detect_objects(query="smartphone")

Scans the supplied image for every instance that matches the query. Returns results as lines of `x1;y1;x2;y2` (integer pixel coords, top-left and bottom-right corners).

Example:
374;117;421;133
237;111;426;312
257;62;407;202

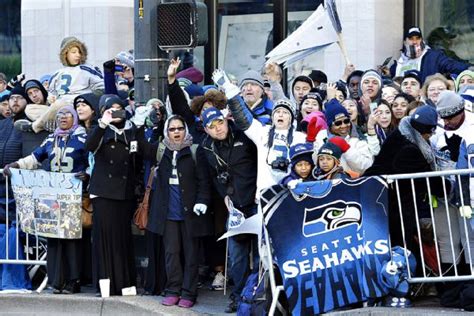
115;64;124;73
381;56;392;67
369;102;378;113
111;109;127;119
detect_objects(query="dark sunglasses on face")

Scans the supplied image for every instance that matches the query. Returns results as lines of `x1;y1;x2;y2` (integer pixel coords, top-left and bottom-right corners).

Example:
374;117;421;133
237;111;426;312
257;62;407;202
333;118;351;127
168;127;185;132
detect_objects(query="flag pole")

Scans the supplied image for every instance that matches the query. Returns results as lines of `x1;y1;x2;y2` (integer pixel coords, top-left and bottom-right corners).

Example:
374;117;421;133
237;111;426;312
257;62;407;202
336;32;351;65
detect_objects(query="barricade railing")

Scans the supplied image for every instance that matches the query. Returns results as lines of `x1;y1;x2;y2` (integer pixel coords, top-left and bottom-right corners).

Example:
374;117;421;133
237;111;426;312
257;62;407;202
0;173;48;292
386;168;474;283
268;169;474;313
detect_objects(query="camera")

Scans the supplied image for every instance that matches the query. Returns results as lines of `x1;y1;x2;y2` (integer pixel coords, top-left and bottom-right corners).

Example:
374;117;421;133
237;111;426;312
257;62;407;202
271;157;289;171
111;110;127;119
217;171;231;185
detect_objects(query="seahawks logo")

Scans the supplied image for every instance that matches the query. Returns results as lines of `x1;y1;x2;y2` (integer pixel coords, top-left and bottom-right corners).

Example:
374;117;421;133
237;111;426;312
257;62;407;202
302;200;362;237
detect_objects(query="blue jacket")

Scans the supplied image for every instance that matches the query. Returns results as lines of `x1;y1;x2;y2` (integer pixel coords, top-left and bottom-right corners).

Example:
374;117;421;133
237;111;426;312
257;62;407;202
391;48;470;83
249;97;273;125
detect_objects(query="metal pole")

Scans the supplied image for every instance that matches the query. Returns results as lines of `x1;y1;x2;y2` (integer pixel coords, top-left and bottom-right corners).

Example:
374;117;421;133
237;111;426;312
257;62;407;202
134;0;169;104
273;0;287;94
204;0;217;84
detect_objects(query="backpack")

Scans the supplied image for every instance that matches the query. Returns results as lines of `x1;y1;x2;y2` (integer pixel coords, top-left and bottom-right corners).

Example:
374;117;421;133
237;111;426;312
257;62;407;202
155;142;198;166
237;272;267;316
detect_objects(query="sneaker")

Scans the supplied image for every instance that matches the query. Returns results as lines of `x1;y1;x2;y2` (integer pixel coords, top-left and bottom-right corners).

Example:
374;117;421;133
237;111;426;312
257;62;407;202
14;119;34;132
178;298;195;308
162;296;180;306
383;295;412;308
210;271;225;291
225;298;238;313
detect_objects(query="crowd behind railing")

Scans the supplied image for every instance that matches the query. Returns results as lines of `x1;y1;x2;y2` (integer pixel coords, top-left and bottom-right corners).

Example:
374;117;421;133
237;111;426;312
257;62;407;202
1;26;474;313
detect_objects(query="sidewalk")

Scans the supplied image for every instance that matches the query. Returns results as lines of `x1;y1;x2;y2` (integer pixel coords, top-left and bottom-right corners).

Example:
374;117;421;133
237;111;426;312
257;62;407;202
0;287;468;315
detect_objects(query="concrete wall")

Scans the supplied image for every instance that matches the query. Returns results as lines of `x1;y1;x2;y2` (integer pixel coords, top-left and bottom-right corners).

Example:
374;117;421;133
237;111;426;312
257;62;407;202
21;0;134;80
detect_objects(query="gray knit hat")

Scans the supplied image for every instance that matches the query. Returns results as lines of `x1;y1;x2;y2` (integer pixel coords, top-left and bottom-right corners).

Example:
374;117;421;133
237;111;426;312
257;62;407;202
239;70;264;90
436;90;464;118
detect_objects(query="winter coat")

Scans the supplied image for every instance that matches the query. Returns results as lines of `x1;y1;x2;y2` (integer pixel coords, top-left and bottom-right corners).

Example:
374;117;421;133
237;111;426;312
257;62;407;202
364;117;450;250
227;95;306;197
200;122;258;215
85;122;139;200
391;48;470;83
0;118;23;223
144;145;211;237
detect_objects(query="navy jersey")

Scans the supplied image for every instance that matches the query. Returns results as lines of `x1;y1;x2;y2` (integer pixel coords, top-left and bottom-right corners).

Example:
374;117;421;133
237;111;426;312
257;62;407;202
33;127;89;173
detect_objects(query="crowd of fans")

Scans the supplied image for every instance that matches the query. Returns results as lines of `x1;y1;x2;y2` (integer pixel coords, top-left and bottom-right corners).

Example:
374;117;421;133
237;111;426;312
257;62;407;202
1;25;474;312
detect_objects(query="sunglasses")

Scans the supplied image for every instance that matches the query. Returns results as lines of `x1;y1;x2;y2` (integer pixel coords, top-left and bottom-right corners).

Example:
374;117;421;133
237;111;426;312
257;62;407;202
333;118;351;127
168;127;185;132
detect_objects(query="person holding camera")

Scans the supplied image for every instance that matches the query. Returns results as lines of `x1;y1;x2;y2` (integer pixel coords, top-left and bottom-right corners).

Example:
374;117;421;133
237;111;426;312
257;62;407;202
85;95;141;296
212;69;306;198
199;106;258;313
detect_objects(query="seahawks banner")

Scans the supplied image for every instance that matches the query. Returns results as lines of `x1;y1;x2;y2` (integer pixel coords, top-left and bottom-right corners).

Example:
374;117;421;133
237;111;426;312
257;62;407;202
10;169;83;239
260;177;390;315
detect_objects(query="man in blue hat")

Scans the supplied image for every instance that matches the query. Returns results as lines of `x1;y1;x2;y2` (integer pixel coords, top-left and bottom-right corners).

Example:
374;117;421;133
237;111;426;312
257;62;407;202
200;107;259;313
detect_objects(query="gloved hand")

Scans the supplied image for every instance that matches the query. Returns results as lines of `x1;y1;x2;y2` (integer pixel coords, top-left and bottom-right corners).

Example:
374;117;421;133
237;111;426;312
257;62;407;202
445;134;462;162
74;171;90;181
459;206;473;219
329;136;351;153
131;105;153;128
103;59;116;73
212;69;240;99
287;179;302;190
306;116;324;142
193;203;207;216
3;162;20;177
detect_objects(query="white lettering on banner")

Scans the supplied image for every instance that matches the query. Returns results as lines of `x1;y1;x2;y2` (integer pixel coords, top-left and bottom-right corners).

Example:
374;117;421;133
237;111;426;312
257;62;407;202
282;239;389;279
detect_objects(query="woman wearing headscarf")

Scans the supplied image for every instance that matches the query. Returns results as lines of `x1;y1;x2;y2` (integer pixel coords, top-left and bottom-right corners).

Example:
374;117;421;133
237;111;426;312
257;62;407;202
137;115;210;308
85;95;139;296
3;106;89;294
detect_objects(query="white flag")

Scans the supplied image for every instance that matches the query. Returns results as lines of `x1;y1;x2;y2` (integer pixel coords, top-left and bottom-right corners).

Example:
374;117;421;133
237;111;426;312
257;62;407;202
218;196;263;241
266;0;340;67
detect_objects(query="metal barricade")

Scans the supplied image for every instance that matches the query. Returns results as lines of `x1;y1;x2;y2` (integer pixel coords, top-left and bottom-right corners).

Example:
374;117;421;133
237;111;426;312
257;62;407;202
387;168;474;284
0;175;48;292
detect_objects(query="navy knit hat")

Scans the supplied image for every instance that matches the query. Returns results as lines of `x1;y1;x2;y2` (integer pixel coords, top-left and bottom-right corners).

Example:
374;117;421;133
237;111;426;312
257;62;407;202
318;142;343;160
410;105;438;134
324;99;350;127
289;142;314;167
9;86;28;100
301;91;323;108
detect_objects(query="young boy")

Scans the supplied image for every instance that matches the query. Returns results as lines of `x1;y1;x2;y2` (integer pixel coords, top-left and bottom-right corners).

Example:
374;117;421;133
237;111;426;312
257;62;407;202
281;142;315;188
313;137;352;180
15;37;104;133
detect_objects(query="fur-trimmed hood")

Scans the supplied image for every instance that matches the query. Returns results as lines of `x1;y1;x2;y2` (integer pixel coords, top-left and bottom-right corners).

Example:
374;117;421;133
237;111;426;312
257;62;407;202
59;36;88;66
398;116;437;171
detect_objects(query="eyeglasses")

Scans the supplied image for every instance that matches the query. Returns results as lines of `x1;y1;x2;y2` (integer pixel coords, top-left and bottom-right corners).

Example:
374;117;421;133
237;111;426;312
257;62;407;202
57;112;74;119
168;127;185;132
9;95;24;101
332;118;351;127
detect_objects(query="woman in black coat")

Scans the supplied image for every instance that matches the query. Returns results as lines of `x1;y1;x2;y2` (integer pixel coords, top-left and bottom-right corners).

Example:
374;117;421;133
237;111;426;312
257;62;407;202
138;114;210;308
85;95;138;296
365;105;451;251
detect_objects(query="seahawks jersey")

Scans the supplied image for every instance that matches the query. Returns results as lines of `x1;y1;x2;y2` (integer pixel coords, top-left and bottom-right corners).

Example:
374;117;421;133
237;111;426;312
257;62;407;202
32;127;89;173
49;64;104;104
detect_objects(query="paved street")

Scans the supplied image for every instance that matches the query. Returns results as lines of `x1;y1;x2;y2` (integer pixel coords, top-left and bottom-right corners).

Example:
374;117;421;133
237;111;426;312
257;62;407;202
0;285;469;315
